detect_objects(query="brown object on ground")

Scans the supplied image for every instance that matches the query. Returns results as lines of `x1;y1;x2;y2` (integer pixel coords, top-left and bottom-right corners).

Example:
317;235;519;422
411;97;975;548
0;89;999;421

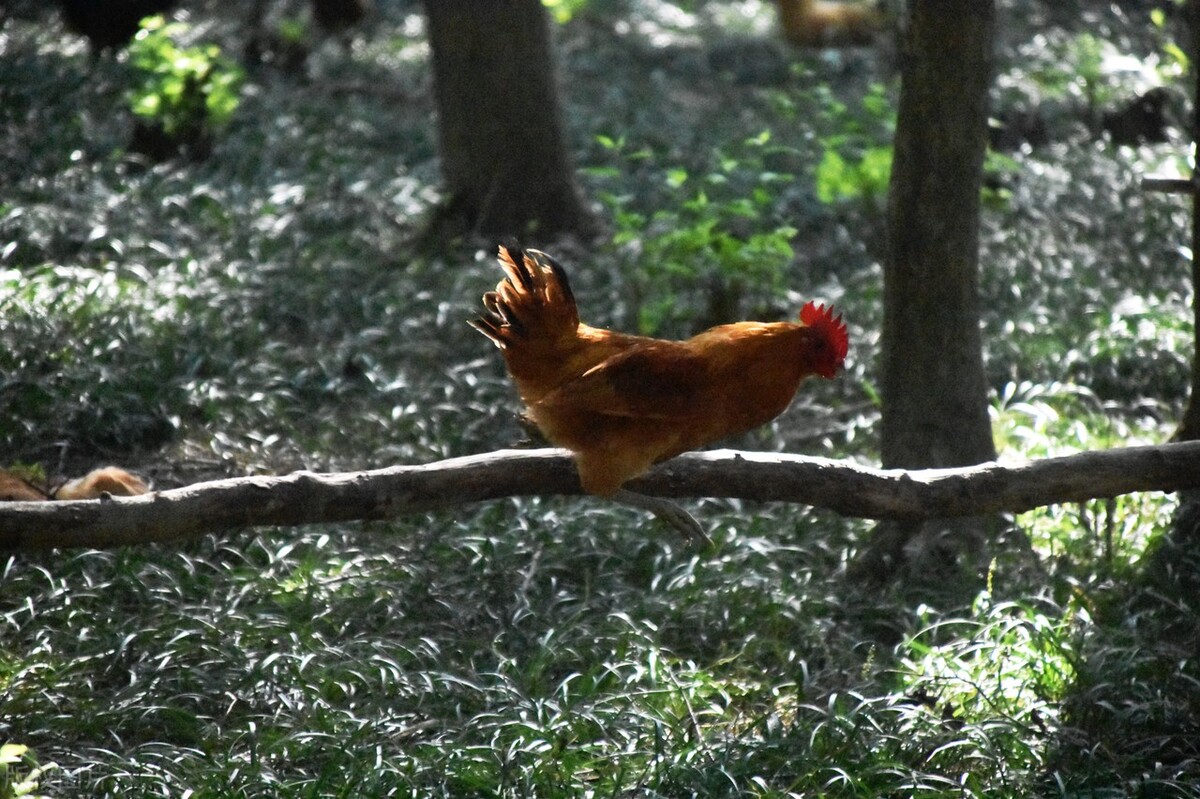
774;0;883;48
53;467;150;500
0;471;50;501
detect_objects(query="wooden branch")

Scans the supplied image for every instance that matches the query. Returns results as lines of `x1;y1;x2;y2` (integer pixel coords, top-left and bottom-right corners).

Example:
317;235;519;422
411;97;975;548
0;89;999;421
1142;175;1196;195
2;442;1199;550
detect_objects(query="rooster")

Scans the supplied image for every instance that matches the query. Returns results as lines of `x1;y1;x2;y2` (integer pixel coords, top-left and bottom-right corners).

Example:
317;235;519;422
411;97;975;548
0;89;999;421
0;466;148;502
0;471;50;502
471;244;847;538
54;466;150;500
774;0;883;48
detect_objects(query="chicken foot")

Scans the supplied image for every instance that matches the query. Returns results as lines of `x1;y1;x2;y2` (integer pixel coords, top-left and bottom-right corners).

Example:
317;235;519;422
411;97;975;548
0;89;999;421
611;489;712;547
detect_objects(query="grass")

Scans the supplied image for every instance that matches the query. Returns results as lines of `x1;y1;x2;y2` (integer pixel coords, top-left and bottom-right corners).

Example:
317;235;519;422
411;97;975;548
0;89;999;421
2;0;1199;796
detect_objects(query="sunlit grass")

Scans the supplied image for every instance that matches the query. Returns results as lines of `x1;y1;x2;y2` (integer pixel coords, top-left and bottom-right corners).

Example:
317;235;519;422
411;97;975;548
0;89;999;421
992;380;1176;579
0;505;1128;797
897;592;1078;776
0;743;56;799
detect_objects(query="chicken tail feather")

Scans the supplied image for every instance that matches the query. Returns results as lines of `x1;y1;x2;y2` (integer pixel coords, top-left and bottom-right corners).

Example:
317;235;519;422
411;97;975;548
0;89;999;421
470;242;580;350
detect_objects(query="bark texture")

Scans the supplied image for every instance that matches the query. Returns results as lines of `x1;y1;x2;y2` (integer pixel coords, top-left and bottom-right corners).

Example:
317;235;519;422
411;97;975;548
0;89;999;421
1172;0;1200;441
422;0;597;238
3;443;1200;550
881;0;997;469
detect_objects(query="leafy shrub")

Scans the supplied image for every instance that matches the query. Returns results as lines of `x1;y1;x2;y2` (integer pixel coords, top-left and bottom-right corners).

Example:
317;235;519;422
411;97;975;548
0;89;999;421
600;132;797;335
0;265;185;460
991;380;1174;582
813;83;894;206
126;16;243;160
1068;299;1191;403
0;744;54;799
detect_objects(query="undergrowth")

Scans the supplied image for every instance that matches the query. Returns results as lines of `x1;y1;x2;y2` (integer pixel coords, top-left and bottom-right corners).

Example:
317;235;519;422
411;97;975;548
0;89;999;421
1;0;1197;796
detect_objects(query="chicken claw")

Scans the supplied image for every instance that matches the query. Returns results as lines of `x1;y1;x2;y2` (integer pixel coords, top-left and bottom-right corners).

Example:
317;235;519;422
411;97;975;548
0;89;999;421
612;489;712;547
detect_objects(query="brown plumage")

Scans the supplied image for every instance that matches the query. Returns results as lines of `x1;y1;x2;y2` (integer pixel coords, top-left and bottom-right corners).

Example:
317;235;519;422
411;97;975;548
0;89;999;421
0;466;149;502
774;0;883;48
472;244;848;497
0;471;50;502
54;466;150;500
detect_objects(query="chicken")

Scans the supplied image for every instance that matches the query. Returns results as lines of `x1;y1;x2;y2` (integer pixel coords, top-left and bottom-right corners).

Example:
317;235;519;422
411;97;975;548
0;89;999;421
0;466;148;502
471;244;847;535
774;0;883;48
54;466;150;500
0;470;50;502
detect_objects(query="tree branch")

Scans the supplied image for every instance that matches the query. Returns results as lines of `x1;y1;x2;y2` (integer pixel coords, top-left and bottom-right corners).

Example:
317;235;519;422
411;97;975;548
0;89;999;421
2;442;1198;550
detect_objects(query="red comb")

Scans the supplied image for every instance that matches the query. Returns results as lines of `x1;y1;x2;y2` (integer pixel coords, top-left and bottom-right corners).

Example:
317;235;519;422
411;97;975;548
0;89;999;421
800;301;849;364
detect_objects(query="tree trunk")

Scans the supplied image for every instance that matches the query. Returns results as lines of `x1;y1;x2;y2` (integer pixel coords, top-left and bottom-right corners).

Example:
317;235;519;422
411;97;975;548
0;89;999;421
880;0;996;470
1173;0;1200;442
858;0;998;583
421;0;598;240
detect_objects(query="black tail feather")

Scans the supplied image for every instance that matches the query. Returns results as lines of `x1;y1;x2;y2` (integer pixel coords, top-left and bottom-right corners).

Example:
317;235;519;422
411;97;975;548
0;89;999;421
470;242;580;350
498;239;535;291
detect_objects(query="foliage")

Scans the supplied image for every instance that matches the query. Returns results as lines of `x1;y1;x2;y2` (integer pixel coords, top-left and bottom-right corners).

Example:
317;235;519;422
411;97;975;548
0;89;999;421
0;0;1198;796
1015;32;1160;112
813;83;895;206
1069;296;1192;403
0;744;54;799
542;0;592;24
0;265;186;459
126;15;243;156
1151;6;1190;79
815;144;892;205
992;381;1174;584
1045;524;1200;797
892;592;1079;792
598;132;798;335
